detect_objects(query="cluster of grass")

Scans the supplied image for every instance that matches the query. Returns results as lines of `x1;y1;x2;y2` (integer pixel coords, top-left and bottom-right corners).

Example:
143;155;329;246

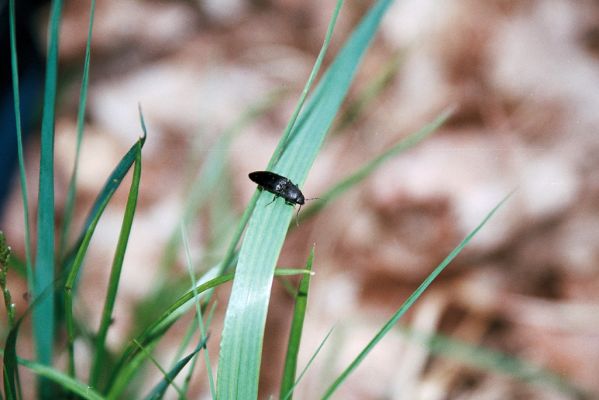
1;0;589;399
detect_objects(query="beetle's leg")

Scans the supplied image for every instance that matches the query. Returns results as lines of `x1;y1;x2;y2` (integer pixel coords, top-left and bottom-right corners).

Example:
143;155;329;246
266;195;277;206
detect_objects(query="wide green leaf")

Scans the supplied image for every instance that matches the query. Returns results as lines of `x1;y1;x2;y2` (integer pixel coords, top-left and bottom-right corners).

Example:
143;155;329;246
216;0;395;398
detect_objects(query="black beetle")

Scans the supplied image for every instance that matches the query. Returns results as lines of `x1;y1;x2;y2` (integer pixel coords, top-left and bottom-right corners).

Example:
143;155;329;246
249;171;316;225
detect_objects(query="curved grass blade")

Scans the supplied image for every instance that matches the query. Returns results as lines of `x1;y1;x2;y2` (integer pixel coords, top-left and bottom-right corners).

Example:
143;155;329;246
90;112;145;388
142;336;209;400
280;247;314;399
269;0;345;167
8;0;33;286
3;274;64;399
283;326;335;400
160;91;284;270
321;192;514;399
18;357;105;400
105;268;310;398
62;130;146;379
210;0;344;291
399;325;592;400
335;51;404;132
3;298;22;400
298;107;454;223
59;0;97;262
63;129;147;269
33;2;63;396
216;1;394;398
181;225;215;396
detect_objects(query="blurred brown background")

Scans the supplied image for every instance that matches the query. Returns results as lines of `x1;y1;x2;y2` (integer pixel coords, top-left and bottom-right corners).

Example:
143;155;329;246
2;0;599;399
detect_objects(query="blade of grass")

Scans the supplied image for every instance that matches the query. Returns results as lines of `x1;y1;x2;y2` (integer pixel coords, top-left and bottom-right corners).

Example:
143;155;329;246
210;0;344;290
58;0;97;262
216;1;394;398
105;268;310;398
63;128;147;269
142;336;209;400
321;192;514;399
160;91;284;269
335;50;404;132
398;325;592;400
181;225;215;397
8;0;33;287
33;2;63;396
64;136;145;377
268;0;345;167
182;301;218;395
3;275;61;399
280;247;314;399
18;357;105;400
298;106;454;223
90;110;145;387
283;326;335;400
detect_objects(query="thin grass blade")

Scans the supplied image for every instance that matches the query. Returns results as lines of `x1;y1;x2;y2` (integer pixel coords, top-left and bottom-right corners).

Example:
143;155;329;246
61;131;146;379
161;91;284;269
90;114;145;388
399;325;592;399
105;269;309;398
62;132;147;269
33;3;63;396
280;247;315;399
321;192;514;399
142;336;209;400
181;225;215;396
283;326;335;400
18;357;105;400
299;106;454;223
59;0;97;261
335;51;404;132
216;1;394;398
8;0;33;285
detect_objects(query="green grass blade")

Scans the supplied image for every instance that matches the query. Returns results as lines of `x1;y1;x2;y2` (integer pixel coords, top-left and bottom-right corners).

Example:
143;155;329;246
283;326;335;400
63;131;147;268
3;282;59;399
142;336;209;400
321;193;514;399
208;0;343;290
63;192;113;378
269;0;344;168
280;247;315;399
59;0;97;262
335;51;403;132
18;357;105;400
90;113;145;388
399;325;592;399
181;226;215;397
299;107;454;222
161;91;284;269
8;0;33;287
62;131;146;378
216;1;394;398
105;268;309;398
2;289;22;400
33;1;63;393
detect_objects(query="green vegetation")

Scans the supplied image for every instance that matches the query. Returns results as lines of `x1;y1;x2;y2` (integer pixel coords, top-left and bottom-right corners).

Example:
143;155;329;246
1;0;586;399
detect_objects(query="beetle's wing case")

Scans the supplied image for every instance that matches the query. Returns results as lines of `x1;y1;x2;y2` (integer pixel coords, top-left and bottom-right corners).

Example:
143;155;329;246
248;171;286;189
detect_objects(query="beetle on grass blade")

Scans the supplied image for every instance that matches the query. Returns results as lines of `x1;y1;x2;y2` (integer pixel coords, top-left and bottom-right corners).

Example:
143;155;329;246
249;171;318;225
